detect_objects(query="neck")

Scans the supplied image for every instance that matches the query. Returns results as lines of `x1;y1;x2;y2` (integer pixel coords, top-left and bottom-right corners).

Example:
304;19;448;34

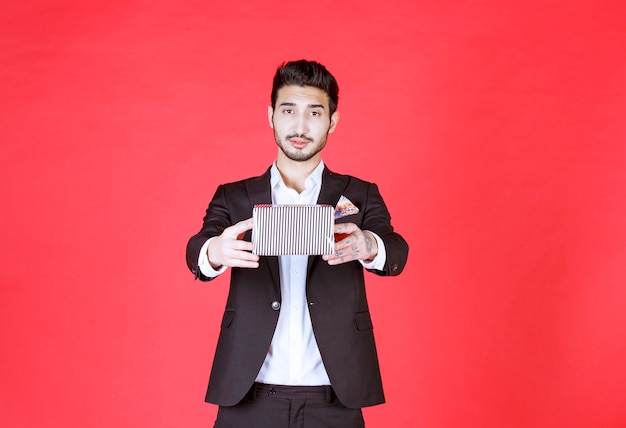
275;156;321;194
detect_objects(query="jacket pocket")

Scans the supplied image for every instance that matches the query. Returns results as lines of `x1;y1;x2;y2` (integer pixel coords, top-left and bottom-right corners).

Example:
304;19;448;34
354;311;373;331
221;310;234;328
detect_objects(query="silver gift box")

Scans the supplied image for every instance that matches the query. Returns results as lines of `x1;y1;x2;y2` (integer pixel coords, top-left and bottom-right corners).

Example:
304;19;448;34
252;204;335;256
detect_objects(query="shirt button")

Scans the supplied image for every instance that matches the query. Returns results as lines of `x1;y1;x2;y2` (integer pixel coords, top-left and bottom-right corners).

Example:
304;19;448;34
271;301;281;311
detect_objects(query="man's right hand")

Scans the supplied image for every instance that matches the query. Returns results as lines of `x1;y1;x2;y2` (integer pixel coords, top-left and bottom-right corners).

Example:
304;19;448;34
207;218;259;269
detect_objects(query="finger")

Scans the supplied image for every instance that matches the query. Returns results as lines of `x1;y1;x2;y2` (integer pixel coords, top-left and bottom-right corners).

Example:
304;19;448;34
334;223;363;246
335;237;359;251
222;250;259;268
335;233;366;252
334;240;361;256
323;252;358;265
334;222;358;235
228;258;260;268
227;239;254;252
222;242;257;261
326;242;361;258
224;218;254;239
226;250;259;263
325;239;367;264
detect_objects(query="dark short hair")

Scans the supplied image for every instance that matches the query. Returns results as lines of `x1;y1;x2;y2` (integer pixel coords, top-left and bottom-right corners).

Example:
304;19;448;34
271;60;339;115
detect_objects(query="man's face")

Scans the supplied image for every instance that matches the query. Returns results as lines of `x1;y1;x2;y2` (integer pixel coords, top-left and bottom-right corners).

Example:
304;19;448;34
268;85;339;163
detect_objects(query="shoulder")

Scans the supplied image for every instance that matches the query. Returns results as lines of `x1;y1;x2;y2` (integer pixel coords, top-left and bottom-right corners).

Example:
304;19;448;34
219;167;271;190
324;166;372;185
324;167;377;192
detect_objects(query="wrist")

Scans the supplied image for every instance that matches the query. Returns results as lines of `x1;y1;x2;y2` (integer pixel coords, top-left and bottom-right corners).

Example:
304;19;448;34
207;239;223;270
364;231;378;262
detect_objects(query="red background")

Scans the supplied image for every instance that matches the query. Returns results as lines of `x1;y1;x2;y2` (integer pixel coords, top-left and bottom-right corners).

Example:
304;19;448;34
2;1;626;427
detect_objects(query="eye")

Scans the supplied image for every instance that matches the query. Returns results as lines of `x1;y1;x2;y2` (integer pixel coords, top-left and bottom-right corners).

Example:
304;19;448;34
283;108;293;114
311;111;321;117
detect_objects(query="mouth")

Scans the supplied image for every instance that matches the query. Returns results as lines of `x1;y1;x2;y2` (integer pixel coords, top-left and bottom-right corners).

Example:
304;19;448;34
290;139;308;149
288;136;313;149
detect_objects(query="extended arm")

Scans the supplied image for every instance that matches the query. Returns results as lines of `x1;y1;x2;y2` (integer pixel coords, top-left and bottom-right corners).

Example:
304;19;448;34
186;185;259;281
323;183;408;276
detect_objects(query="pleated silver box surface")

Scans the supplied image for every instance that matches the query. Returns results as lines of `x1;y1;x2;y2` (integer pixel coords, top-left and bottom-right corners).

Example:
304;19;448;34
252;204;335;256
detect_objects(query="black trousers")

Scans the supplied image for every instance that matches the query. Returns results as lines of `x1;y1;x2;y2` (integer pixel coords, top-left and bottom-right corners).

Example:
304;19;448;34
214;383;365;428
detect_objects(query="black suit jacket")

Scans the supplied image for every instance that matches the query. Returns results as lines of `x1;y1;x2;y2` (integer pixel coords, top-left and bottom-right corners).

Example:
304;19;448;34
186;166;409;409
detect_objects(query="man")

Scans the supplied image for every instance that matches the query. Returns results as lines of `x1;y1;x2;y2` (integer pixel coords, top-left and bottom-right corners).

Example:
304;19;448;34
186;60;409;428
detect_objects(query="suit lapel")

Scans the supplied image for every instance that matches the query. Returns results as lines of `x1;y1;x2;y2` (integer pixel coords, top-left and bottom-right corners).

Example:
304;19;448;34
308;166;349;274
244;168;280;289
245;167;273;208
316;166;349;207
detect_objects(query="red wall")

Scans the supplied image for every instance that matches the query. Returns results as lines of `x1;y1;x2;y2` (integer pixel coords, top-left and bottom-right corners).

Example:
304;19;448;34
2;1;626;427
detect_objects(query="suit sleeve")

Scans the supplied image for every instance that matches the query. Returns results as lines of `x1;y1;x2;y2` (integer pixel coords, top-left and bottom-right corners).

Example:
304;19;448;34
360;183;409;276
186;185;233;281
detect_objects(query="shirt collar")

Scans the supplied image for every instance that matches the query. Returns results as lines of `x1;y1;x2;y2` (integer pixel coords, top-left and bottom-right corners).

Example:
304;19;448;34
270;160;325;192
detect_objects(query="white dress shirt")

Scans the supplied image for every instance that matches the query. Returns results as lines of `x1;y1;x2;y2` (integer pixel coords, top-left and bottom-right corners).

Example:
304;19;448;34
197;160;386;386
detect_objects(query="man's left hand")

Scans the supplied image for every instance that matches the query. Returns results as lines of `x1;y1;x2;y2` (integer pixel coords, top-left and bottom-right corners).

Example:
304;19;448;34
322;223;378;265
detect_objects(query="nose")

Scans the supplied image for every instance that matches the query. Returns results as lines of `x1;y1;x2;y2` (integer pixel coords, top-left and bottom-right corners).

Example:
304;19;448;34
293;113;309;136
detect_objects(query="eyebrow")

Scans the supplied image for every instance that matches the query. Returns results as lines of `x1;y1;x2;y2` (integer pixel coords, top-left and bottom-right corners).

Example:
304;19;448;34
278;102;326;110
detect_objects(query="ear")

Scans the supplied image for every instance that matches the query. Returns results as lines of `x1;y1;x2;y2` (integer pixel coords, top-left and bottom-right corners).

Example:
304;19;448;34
328;111;340;134
268;105;274;129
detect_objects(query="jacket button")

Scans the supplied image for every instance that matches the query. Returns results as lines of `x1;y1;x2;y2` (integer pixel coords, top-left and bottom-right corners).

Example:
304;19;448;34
271;301;281;311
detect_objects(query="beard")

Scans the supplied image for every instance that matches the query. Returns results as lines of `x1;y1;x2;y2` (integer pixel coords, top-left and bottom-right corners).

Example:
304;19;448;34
274;131;328;162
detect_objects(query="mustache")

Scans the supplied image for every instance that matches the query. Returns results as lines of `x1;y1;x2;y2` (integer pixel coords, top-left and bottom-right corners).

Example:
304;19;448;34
286;134;314;142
